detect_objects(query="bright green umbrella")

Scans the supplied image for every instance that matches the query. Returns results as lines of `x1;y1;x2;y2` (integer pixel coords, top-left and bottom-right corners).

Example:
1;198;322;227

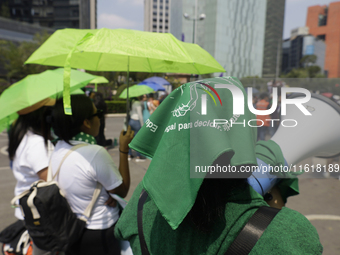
89;76;109;92
24;28;225;114
119;85;154;99
0;68;100;133
25;28;225;74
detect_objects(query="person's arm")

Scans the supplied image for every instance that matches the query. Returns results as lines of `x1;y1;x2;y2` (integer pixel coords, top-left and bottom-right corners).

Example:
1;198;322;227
108;125;134;198
37;167;48;181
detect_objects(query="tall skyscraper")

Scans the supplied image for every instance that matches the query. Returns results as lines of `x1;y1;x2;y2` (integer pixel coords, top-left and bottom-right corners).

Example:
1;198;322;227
0;0;96;29
306;1;340;78
186;0;267;78
144;0;171;34
262;0;285;78
144;0;286;78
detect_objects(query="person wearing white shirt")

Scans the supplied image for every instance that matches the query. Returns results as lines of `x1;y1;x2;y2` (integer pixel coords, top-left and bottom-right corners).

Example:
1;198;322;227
49;95;133;255
128;96;145;162
8;98;55;255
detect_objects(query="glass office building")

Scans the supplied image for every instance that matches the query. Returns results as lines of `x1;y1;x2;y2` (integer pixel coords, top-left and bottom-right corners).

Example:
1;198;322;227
0;0;96;29
180;0;266;77
145;0;283;78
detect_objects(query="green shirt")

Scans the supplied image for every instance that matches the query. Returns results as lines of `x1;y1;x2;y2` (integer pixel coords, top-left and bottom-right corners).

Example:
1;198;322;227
115;183;322;255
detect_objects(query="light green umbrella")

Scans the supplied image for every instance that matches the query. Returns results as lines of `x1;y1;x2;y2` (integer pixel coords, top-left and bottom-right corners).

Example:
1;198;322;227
119;85;154;99
89;76;109;92
24;28;225;115
0;68;100;133
25;28;225;74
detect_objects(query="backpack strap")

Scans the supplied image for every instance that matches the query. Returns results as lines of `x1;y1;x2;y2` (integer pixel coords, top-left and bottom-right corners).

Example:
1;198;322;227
49;143;102;222
224;206;280;255
48;143;88;181
80;182;102;221
137;189;280;255
12;143;102;222
137;189;150;255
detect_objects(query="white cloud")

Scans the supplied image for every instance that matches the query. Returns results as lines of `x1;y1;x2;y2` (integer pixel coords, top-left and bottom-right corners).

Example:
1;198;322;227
98;13;138;29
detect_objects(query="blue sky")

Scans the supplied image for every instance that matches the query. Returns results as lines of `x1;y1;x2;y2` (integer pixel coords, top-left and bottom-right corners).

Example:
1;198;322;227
97;0;336;39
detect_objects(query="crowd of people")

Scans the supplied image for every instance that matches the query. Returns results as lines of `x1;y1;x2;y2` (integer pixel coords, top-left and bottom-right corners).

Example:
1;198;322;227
1;78;323;255
127;92;167;162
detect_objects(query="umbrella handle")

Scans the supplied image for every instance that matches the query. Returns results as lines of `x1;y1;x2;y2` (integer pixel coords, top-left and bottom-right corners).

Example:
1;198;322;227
124;56;130;134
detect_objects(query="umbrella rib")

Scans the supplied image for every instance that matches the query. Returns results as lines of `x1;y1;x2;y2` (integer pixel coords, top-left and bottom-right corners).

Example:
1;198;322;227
171;37;201;75
95;53;103;70
147;58;153;73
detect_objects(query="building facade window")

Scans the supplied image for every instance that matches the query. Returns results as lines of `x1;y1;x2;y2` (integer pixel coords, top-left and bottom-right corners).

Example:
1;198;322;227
318;14;327;26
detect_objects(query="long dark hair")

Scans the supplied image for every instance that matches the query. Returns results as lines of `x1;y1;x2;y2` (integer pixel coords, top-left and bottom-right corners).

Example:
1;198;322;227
187;178;248;233
8;106;51;161
51;95;94;144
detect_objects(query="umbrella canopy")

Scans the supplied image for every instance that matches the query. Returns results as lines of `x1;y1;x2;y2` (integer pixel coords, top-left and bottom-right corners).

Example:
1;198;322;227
142;76;170;86
25;28;225;74
89;76;109;92
89;76;109;84
138;81;165;91
0;68;100;132
119;85;154;99
25;28;225;115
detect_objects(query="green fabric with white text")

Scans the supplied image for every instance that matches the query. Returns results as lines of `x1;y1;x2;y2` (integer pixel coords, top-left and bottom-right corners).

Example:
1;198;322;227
255;140;302;203
115;182;323;255
129;77;259;230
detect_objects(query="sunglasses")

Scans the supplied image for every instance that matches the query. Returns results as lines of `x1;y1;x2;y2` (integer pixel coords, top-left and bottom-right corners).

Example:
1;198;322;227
90;109;104;119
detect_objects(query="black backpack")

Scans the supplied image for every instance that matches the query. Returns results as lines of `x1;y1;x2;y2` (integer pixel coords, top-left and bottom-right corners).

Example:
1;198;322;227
11;144;102;252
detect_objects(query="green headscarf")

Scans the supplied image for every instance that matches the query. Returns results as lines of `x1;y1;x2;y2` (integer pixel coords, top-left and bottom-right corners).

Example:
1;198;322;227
129;77;258;230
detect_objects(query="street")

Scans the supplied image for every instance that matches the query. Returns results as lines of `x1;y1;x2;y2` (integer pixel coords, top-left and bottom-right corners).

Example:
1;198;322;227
0;116;339;254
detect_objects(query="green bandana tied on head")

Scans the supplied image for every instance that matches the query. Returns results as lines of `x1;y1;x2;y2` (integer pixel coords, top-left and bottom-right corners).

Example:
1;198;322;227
129;77;259;230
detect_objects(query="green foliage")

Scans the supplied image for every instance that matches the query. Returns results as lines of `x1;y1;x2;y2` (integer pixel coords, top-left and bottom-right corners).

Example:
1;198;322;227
281;67;325;79
165;76;180;89
300;54;317;66
114;83;127;100
105;100;126;113
0;2;10;18
0;31;52;80
281;68;308;78
282;55;325;78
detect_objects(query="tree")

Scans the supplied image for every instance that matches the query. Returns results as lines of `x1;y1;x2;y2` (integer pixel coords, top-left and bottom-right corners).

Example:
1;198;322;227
300;54;317;67
0;31;52;80
282;54;325;78
0;2;10;18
